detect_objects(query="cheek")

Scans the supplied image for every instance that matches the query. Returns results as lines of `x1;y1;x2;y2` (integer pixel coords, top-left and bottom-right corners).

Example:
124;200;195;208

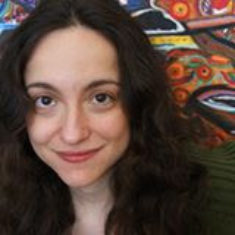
26;115;58;145
92;109;130;142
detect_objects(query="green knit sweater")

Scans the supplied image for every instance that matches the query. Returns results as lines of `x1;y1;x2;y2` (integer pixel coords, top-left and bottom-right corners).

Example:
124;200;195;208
189;141;235;235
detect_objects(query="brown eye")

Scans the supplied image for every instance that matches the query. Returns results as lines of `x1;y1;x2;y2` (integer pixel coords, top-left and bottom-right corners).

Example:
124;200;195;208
93;93;113;105
95;93;109;102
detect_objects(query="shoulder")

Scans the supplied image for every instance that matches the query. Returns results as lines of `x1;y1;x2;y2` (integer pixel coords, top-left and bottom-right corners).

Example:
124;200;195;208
188;141;235;235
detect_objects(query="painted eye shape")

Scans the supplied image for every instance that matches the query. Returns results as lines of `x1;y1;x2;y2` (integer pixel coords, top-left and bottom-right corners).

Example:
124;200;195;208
196;65;213;81
34;96;56;108
170;1;190;20
167;62;185;81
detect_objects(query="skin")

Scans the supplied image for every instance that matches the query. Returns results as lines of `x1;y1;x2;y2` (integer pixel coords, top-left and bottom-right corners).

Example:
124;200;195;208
25;26;130;234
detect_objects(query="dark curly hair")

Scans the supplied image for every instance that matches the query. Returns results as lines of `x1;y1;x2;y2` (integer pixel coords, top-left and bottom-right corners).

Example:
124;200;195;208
0;0;207;234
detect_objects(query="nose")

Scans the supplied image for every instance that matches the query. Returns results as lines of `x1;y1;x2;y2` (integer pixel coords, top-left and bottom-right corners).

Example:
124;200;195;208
60;106;91;144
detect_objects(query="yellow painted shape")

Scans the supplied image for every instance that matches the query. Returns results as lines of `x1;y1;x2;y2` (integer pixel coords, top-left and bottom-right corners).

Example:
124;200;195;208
149;35;196;46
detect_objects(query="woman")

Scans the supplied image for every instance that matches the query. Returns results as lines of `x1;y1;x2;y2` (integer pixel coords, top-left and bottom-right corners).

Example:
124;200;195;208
0;0;206;234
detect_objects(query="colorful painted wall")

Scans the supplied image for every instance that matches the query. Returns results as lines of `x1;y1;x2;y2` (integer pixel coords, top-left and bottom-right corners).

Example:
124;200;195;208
120;0;235;147
0;0;234;147
0;0;35;29
0;0;36;46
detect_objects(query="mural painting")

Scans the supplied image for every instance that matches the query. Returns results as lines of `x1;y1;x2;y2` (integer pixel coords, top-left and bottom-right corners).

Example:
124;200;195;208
120;0;235;147
0;0;36;44
0;0;36;29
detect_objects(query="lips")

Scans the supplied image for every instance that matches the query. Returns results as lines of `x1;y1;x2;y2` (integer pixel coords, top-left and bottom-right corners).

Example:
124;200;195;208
56;146;103;163
196;88;235;113
185;85;235;135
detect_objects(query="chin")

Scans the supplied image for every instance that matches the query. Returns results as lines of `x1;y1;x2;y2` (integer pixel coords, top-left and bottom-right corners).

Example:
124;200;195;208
58;171;102;189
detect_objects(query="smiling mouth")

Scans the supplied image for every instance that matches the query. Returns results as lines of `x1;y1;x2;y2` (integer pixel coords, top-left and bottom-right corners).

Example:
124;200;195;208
56;146;103;163
185;85;235;134
198;91;235;113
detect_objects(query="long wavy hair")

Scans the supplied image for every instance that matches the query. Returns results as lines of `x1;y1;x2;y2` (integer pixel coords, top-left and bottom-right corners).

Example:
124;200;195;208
0;0;206;234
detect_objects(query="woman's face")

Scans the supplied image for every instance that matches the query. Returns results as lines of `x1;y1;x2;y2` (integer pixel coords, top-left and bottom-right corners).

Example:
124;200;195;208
25;26;130;189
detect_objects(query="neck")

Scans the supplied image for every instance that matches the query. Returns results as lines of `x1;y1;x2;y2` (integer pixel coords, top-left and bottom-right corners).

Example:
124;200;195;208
70;173;113;235
70;172;113;207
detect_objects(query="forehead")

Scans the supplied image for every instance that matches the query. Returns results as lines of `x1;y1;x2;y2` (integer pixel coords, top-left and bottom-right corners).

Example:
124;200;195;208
24;26;120;86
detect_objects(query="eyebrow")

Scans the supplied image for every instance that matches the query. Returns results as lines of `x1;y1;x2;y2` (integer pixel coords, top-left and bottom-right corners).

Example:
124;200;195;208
26;82;58;92
26;79;120;92
84;79;120;91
